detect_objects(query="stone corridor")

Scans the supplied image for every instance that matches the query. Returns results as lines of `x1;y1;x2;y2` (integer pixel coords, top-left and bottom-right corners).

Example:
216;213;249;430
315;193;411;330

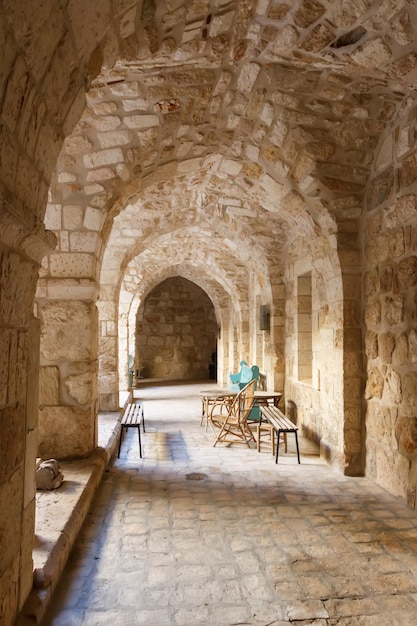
41;382;417;626
5;2;417;621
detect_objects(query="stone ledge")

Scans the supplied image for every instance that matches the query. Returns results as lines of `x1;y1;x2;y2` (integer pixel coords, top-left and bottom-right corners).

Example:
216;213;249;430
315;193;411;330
16;412;121;626
33;455;105;590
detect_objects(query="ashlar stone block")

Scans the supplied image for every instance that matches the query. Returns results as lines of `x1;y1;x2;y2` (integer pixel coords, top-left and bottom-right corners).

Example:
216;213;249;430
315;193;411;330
394;332;409;365
365;366;384;399
384;368;402;404
39;366;60;405
65;135;93;155
124;114;159;129
237;62;260;95
40;301;96;362
86;167;115;182
84;206;105;230
386;195;417;228
401;150;417;188
19;499;35;610
409;329;417;364
49;252;95;278
364;300;381;328
0;466;23;578
383;296;404;327
0;551;19;626
63;204;83;230
65;370;95;405
396;415;417;459
38;405;95;458
70;231;99;253
379;332;395;364
83;147;124;168
397;256;417;290
403;372;417;407
97;129;132;148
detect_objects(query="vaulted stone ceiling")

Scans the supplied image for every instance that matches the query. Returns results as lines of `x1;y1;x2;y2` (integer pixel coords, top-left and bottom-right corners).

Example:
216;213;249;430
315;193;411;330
45;0;417;292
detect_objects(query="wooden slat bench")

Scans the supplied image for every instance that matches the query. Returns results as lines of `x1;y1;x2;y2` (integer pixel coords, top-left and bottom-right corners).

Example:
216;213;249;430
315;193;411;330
118;403;145;458
260;405;300;464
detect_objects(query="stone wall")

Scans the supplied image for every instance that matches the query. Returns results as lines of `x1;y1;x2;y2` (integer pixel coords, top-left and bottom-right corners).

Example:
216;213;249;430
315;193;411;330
0;246;39;625
284;236;347;471
137;276;218;380
37;300;99;459
363;106;417;505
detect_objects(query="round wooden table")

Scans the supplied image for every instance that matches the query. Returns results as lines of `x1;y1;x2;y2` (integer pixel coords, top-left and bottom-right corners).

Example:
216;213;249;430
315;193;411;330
199;389;282;431
253;390;282;407
199;389;236;430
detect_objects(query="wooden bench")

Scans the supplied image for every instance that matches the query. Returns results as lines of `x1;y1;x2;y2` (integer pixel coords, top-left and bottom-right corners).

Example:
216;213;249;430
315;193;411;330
259;405;300;464
118;403;145;458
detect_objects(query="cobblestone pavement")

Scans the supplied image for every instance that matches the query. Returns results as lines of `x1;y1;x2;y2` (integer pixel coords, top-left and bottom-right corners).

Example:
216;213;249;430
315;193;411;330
43;382;417;625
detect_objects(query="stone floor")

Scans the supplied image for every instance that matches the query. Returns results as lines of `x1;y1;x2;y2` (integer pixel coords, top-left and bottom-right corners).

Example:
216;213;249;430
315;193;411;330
41;381;417;625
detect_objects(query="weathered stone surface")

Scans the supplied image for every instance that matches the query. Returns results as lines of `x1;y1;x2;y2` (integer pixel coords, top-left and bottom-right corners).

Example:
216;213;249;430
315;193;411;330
401;151;417;188
396;416;417;458
386;195;417;228
394;333;409;365
0;466;23;584
49;253;95;277
5;2;417;620
137;277;217;379
410;329;417;364
364;300;381;328
38;406;95;458
403;372;417;407
383;296;404;326
366;402;394;448
397;256;417;290
40;302;96;361
367;168;394;210
65;370;95;405
0;552;19;626
379;333;395;364
365;367;384;399
39;366;60;406
365;330;378;359
384;368;402;404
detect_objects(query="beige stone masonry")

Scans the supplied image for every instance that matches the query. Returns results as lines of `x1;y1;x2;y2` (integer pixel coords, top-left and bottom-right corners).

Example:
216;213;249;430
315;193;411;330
4;1;417;623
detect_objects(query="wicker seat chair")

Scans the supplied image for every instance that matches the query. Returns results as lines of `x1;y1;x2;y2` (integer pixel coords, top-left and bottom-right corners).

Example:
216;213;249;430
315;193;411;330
210;380;256;447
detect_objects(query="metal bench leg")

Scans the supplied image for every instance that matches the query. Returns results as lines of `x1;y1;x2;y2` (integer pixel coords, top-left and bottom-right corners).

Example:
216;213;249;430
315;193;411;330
137;425;142;458
275;430;281;464
118;425;125;458
294;431;300;464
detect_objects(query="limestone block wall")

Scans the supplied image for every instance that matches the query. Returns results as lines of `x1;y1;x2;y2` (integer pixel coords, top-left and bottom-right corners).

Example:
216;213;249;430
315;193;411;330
37;300;99;459
363;107;417;506
284;236;346;470
97;298;119;411
137;276;218;380
0;247;39;625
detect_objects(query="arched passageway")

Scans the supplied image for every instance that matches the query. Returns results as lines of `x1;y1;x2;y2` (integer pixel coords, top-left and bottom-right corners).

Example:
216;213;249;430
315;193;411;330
135;276;218;380
2;1;417;623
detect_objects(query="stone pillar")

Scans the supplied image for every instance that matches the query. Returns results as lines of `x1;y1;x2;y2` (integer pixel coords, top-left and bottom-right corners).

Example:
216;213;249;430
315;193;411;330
98;297;119;411
271;272;286;392
37;281;99;459
340;249;364;476
0;195;56;625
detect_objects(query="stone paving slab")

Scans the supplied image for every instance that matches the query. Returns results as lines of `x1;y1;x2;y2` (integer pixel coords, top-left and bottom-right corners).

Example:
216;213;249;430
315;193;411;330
41;382;417;625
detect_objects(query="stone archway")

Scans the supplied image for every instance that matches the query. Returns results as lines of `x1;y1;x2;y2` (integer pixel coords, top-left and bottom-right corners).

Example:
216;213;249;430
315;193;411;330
6;2;417;622
135;276;218;380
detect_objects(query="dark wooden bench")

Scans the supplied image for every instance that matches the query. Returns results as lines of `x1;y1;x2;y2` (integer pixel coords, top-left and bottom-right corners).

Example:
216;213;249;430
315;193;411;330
118;403;145;458
260;405;300;464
